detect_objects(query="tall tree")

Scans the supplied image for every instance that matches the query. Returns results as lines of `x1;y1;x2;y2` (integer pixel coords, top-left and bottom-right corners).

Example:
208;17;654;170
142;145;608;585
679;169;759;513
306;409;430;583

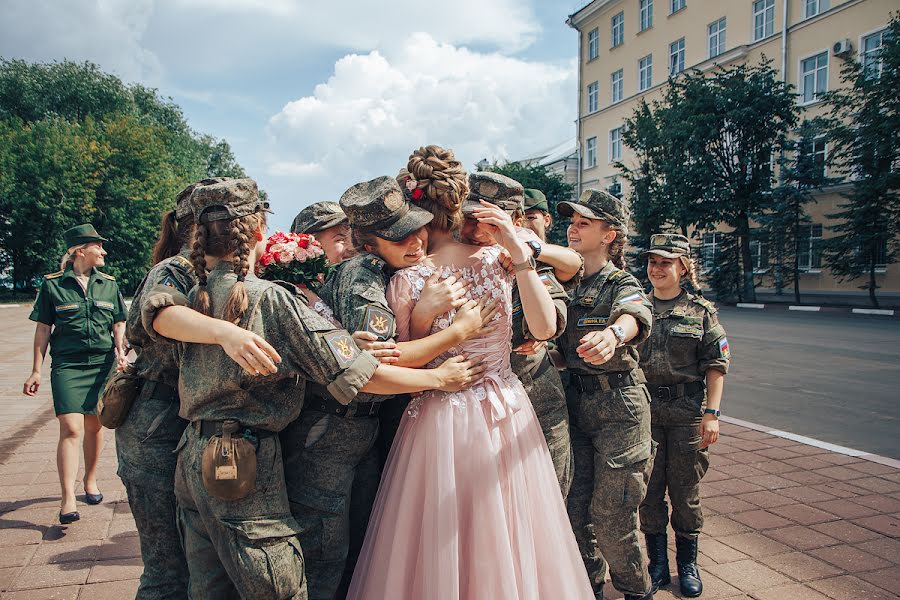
822;14;900;308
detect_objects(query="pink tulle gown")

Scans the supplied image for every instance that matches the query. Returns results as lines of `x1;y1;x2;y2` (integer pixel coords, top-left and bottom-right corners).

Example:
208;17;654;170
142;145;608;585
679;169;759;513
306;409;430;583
347;246;593;600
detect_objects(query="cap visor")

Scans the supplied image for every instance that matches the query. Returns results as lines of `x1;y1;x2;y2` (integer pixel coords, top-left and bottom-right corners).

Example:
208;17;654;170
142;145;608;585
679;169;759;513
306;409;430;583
376;207;434;242
310;213;349;233
641;249;685;259
557;201;601;220
461;200;481;215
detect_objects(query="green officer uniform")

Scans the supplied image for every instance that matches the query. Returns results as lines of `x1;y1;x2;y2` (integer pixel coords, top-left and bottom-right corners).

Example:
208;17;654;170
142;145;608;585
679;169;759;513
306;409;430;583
291;201;348;235
557;191;655;600
154;178;380;600
29;225;127;416
282;176;433;600
464;173;574;497
637;234;730;597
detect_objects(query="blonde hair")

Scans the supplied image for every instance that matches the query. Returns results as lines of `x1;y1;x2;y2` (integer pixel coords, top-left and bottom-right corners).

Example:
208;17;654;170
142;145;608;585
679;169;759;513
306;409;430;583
602;222;628;271
190;212;266;326
398;145;468;232
680;255;702;293
59;244;87;271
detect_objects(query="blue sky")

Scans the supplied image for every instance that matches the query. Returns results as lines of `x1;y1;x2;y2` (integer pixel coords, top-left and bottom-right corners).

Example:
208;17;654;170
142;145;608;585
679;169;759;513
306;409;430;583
2;0;585;231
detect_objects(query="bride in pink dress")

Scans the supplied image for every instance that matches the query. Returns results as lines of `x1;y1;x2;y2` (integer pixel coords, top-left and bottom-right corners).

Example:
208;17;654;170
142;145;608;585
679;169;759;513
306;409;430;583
348;146;593;600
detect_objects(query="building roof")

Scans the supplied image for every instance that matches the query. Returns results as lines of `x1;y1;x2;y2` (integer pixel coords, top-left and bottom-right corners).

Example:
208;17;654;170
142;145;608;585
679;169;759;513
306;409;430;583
516;139;577;167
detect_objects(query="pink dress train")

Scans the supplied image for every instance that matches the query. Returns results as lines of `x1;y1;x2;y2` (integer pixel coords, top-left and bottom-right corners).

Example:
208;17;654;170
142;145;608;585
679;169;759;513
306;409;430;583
347;246;593;600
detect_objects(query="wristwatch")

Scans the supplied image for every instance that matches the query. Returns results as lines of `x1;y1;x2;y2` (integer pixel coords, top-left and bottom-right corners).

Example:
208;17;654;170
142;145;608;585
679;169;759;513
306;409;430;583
608;324;626;347
703;408;721;418
527;240;543;260
513;256;537;273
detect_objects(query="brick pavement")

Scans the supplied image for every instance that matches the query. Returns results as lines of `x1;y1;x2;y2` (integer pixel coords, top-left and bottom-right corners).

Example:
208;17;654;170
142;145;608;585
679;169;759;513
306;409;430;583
1;306;898;599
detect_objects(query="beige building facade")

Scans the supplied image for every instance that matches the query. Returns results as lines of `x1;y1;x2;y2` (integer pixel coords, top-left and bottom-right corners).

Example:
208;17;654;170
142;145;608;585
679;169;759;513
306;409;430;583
567;0;898;304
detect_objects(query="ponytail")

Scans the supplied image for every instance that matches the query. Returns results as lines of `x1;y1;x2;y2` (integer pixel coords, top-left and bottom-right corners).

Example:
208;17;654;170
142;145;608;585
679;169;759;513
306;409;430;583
681;255;703;295
605;224;628;271
152;210;196;265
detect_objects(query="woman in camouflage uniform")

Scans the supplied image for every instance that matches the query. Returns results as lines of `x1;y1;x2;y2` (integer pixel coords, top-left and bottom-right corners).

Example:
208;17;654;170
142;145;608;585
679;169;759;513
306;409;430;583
638;234;729;598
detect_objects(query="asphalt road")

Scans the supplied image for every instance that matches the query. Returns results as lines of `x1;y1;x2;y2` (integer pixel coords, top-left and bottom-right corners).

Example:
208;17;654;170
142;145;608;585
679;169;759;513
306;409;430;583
719;306;900;459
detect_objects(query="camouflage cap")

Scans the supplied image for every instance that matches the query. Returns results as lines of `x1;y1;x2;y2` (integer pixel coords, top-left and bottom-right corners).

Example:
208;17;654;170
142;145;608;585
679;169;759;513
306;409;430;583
642;232;692;259
523;189;549;213
340;176;434;242
190;178;272;224
64;224;108;248
557;189;630;231
290;201;348;234
175;177;228;221
463;172;525;215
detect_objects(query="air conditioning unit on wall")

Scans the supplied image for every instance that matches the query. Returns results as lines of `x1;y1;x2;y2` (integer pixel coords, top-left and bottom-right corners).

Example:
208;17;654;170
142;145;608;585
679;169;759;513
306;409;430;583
832;39;853;57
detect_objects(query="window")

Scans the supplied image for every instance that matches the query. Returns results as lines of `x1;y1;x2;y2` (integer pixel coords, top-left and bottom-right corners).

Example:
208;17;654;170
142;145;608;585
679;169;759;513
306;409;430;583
874;238;888;269
805;136;827;177
611;69;624;103
639;55;653;91
800;52;828;104
701;232;725;270
585;137;597;168
670;38;685;75
862;30;886;80
609;127;623;162
804;0;829;18
611;12;624;48
798;224;823;271
588;28;600;61
753;0;775;41
608;181;623;198
750;236;768;272
671;0;686;14
587;81;599;113
639;0;653;31
708;18;726;58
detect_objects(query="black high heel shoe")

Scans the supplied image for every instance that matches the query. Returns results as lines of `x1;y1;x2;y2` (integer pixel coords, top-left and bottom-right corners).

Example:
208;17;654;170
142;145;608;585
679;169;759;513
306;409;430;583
84;491;104;505
59;511;80;525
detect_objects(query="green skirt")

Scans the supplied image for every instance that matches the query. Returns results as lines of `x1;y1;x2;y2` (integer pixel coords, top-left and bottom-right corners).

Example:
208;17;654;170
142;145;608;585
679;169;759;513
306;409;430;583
50;361;114;416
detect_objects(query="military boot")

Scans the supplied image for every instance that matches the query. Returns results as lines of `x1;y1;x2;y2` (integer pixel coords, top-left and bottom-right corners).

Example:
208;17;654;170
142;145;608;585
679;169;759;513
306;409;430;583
623;591;654;600
593;582;604;600
676;535;703;597
645;533;671;588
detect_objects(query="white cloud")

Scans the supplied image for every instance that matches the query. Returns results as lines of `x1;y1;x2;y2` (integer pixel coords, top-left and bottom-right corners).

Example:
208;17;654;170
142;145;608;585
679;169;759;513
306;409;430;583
264;33;575;209
267;160;324;177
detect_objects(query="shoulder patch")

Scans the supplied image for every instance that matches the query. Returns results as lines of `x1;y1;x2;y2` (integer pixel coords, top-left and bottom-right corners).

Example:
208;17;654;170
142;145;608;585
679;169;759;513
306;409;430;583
323;330;360;368
169;255;193;272
44;271;64;279
538;272;565;295
363;305;395;341
362;255;386;273
718;337;730;359
97;271;116;281
608;269;628;281
692;296;717;314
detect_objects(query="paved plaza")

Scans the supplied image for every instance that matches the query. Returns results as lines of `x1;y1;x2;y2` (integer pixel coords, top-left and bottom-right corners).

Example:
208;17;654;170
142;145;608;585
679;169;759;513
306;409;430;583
0;305;898;599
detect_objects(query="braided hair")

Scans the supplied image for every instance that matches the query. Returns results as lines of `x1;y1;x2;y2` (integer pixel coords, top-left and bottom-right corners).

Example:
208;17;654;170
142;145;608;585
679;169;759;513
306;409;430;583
398;145;468;232
680;255;703;294
604;222;628;271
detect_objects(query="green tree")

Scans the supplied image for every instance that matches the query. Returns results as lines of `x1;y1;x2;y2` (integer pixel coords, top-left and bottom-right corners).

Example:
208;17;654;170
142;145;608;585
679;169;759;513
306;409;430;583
480;161;575;246
822;15;900;308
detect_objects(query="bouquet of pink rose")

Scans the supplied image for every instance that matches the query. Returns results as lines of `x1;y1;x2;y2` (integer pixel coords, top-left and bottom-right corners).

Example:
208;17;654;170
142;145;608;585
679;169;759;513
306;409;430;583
255;231;330;289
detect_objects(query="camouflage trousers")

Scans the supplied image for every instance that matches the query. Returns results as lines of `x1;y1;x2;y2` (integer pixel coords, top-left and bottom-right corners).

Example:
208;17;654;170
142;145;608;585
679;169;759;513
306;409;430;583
280;410;380;600
566;383;655;597
115;382;189;600
174;425;307;600
518;355;573;498
640;390;710;540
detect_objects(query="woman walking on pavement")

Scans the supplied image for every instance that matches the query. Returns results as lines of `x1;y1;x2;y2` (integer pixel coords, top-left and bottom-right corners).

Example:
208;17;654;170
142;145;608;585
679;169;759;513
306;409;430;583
556;190;656;600
638;234;730;598
24;224;128;524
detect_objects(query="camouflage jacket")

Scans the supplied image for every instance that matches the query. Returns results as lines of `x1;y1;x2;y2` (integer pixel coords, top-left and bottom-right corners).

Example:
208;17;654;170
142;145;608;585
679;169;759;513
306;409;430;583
510;265;570;378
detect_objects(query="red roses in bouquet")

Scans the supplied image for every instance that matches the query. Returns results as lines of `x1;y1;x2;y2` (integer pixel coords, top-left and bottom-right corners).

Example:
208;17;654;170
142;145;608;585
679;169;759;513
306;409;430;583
255;231;330;288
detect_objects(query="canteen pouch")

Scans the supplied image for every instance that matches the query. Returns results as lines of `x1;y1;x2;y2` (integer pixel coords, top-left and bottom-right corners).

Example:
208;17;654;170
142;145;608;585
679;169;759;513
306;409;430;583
96;363;142;429
201;420;258;501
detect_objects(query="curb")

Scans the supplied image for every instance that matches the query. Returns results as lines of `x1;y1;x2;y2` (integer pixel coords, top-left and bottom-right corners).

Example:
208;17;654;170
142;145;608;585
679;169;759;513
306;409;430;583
0;304;21;308
721;415;900;469
732;303;896;316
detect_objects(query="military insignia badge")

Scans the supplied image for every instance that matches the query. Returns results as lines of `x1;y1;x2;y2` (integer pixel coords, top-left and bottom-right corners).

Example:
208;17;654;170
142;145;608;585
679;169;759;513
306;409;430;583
577;316;608;328
323;331;360;368
672;323;703;338
384;190;405;210
511;300;522;315
479;181;499;198
719;338;730;359
539;273;564;295
161;275;178;289
363;305;395;341
95;300;115;310
619;293;644;305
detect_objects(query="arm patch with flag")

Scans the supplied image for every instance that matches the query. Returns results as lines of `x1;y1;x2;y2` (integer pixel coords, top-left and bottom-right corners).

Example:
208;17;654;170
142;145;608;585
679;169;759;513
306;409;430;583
619;293;644;304
718;338;730;359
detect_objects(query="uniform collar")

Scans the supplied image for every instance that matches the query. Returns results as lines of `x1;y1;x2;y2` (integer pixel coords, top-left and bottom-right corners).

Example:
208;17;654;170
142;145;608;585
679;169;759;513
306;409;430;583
652;289;688;318
62;265;101;284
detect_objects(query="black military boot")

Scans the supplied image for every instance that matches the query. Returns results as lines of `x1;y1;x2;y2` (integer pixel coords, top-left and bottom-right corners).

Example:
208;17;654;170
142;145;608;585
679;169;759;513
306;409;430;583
645;533;671;588
676;535;703;597
593;582;604;600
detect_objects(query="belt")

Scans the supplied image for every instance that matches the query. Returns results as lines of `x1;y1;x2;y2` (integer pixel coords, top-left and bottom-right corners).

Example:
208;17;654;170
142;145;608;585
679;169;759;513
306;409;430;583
646;381;705;402
310;395;382;418
570;369;646;394
193;420;275;439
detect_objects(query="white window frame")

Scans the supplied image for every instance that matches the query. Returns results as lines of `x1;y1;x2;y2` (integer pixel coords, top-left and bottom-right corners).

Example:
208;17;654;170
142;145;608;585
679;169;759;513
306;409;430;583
588;28;600;61
587;81;599;113
798;223;823;272
585;137;597;169
752;0;775;42
708;17;726;59
639;54;653;91
701;232;724;271
799;50;829;105
639;0;653;32
804;0;829;19
670;38;685;76
609;127;623;163
860;29;886;80
611;12;625;48
611;69;624;104
805;135;828;178
671;0;686;14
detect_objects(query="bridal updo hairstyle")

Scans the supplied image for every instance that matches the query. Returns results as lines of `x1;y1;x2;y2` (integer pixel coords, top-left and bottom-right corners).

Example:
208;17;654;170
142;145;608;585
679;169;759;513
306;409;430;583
398;145;469;233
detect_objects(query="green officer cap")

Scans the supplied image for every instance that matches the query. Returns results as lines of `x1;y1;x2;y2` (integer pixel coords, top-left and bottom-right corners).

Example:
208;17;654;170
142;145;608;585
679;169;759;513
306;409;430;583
463;172;525;215
340;176;434;242
523;189;549;213
558;188;630;232
64;224;108;249
190;178;272;224
175;178;227;221
642;233;692;259
291;201;349;234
